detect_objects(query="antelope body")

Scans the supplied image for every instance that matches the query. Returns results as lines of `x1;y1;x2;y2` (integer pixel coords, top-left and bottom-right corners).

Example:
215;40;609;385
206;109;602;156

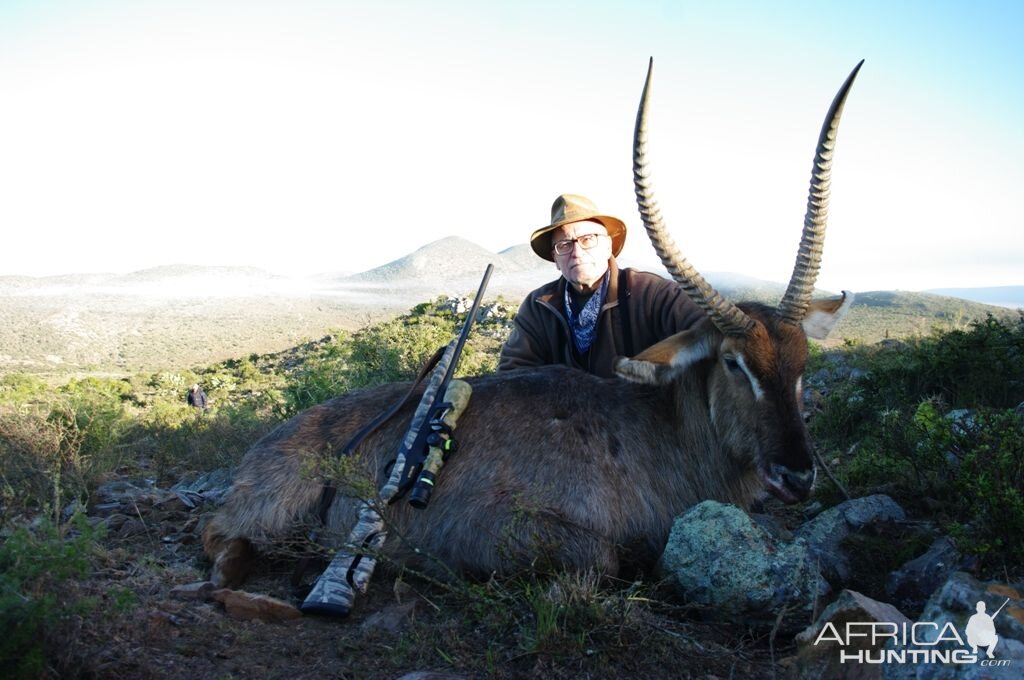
204;60;862;588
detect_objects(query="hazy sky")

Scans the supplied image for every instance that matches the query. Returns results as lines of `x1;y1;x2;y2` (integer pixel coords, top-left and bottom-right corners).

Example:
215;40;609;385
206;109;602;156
1;0;1021;292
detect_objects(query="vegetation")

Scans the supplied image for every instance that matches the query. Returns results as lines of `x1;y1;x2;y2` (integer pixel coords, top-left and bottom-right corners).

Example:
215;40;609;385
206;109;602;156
0;514;102;680
809;313;1024;568
1;295;1021;676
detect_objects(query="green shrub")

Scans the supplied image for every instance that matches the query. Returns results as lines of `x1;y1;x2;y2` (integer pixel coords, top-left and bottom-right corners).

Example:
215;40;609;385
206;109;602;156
0;373;50;406
0;514;101;679
944;409;1024;561
811;315;1024;570
280;299;509;415
280;334;352;415
347;314;456;388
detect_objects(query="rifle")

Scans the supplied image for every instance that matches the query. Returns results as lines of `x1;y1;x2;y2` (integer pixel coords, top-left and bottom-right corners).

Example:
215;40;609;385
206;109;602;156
300;264;493;617
386;265;493;507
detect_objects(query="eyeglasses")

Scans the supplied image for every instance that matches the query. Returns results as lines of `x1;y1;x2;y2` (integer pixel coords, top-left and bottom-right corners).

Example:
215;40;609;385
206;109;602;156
552;233;607;256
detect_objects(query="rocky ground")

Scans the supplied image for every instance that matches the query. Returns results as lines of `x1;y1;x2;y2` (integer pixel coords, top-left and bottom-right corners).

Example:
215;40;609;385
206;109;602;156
63;474;778;679
54;465;1023;679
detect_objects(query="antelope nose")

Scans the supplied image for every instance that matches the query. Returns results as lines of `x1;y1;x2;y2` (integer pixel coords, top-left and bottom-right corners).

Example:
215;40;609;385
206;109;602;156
770;463;816;499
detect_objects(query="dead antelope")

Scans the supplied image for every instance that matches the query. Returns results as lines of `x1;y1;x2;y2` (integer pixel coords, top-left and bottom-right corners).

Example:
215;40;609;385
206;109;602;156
204;60;861;588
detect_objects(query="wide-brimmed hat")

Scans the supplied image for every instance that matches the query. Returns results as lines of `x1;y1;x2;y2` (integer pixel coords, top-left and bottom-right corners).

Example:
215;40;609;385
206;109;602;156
529;194;627;262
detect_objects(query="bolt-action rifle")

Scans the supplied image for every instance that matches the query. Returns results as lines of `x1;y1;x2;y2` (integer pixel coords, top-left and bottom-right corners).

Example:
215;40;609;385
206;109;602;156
300;264;493;617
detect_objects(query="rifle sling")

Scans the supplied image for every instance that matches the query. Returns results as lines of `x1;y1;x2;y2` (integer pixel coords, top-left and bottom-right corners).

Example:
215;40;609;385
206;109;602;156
290;344;446;589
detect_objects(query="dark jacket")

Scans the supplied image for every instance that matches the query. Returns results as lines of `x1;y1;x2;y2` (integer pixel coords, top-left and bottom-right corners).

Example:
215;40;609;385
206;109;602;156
498;258;705;378
188;388;208;409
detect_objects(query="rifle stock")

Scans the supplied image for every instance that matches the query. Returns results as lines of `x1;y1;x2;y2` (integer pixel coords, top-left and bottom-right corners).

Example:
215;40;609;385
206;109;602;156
300;263;493;617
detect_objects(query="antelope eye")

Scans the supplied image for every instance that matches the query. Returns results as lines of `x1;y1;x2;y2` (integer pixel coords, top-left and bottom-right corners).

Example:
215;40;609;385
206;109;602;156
723;355;741;372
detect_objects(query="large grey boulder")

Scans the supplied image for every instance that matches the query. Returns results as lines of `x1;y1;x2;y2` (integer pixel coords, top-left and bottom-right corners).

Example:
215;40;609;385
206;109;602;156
659;501;827;632
886;536;962;615
795;495;906;587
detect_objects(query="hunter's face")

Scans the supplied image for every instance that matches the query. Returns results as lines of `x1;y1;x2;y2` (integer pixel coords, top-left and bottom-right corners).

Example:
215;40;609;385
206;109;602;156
552;220;612;293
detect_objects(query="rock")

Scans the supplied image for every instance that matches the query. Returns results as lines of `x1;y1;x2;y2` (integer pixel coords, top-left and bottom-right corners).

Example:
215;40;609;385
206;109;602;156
361;601;417;633
171;468;233;506
90;501;123;517
794;590;912;680
170;581;216;601
795;495;906;587
945;409;977;436
93;479;156;505
803;501;825;518
153;495;193;513
212;589;302;624
886;537;961;615
658;501;828;633
750;512;793;542
882;572;1024;679
102;513;130;531
116;518;148;538
436;296;471;315
62;499;87;521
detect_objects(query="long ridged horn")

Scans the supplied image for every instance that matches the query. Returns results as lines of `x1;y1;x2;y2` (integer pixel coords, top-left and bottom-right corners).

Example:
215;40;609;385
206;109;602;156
778;60;864;325
633;58;754;337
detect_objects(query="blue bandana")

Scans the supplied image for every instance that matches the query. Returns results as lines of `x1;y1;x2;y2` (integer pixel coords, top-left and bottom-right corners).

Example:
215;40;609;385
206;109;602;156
564;272;610;354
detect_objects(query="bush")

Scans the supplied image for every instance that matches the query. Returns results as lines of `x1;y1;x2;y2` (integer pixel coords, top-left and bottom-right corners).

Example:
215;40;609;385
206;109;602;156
280;298;510;415
346;314;456;388
0;514;101;679
0;406;84;519
0;373;50;406
281;335;352;415
811;315;1024;571
136;399;276;482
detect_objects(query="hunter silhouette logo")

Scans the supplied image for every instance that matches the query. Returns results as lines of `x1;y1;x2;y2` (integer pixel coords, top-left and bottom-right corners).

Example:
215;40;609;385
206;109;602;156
814;596;1014;667
966;598;1007;659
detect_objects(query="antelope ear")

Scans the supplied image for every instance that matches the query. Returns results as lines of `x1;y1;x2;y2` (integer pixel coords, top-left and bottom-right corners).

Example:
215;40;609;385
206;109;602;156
802;291;855;340
615;319;716;385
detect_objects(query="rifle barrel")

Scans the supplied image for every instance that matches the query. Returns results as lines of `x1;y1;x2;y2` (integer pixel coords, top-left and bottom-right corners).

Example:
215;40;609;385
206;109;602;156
444;263;494;384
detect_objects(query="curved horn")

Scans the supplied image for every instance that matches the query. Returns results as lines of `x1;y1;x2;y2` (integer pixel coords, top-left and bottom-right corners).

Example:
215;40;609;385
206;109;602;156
778;60;864;325
633;58;754;337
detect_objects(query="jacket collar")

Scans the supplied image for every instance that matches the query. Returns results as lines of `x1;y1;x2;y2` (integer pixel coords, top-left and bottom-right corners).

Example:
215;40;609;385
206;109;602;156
537;257;622;314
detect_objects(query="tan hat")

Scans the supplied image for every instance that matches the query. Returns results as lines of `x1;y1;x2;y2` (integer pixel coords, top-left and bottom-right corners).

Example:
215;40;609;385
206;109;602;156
530;194;627;262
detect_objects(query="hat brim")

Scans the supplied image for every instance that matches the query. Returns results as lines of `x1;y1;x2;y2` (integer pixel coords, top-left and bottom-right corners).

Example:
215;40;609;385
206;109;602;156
530;215;627;262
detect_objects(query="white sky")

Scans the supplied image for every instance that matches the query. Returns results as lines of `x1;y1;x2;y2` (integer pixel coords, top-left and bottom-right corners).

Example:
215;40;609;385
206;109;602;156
1;0;1021;292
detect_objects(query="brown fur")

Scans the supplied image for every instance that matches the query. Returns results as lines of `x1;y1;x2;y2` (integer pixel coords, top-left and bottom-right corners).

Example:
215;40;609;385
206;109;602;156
203;300;849;588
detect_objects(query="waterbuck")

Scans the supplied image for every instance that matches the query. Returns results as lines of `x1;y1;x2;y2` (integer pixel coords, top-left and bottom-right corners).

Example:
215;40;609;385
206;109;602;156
204;60;861;588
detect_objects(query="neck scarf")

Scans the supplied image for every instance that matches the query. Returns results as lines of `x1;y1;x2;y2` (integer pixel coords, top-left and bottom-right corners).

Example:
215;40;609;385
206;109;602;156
564;272;609;354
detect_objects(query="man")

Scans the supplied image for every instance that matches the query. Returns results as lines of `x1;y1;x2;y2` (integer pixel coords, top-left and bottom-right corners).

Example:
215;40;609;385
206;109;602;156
187;383;208;410
499;194;704;378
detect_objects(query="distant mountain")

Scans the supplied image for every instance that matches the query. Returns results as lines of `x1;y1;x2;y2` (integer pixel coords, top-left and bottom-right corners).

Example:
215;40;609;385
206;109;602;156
498;244;547;272
350;236;547;283
924;285;1024;309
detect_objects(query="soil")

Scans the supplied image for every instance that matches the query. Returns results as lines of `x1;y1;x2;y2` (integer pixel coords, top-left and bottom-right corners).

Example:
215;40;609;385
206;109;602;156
54;478;789;679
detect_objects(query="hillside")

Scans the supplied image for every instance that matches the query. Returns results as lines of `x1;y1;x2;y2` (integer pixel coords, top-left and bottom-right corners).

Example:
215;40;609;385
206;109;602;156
833;290;1019;344
0;244;1018;376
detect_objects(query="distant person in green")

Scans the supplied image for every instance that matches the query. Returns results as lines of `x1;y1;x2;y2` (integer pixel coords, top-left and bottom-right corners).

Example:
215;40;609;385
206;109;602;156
498;194;704;378
187;384;208;410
